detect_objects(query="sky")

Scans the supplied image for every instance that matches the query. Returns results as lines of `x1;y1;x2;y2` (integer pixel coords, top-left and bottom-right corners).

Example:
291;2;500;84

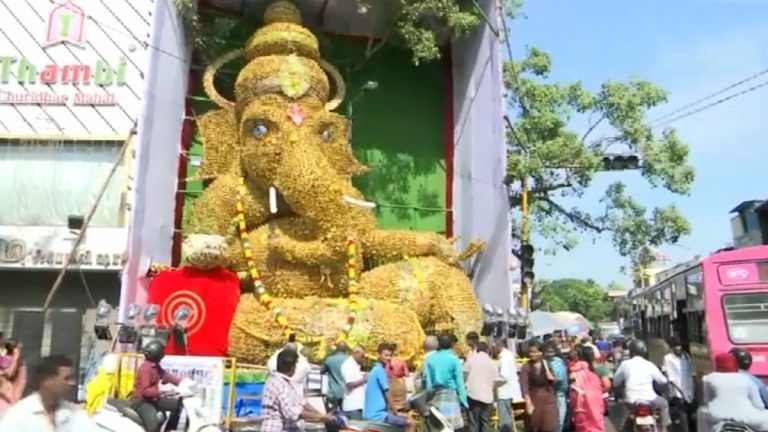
510;0;768;287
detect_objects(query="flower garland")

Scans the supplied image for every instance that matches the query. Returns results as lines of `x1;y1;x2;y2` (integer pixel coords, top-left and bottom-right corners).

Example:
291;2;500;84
339;237;360;343
235;177;361;345
234;178;289;335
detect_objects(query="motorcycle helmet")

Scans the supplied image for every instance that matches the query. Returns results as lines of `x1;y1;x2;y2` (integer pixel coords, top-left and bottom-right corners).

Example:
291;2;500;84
628;339;648;359
143;339;166;362
730;347;752;371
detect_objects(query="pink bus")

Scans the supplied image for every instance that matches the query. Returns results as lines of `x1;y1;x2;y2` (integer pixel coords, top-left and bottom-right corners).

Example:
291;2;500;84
628;245;768;389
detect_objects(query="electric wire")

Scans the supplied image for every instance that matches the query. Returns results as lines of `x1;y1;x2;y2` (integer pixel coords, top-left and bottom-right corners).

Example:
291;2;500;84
650;67;768;125
653;79;768;128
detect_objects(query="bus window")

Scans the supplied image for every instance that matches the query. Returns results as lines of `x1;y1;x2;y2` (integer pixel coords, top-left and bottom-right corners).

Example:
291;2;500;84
723;292;768;344
686;311;705;344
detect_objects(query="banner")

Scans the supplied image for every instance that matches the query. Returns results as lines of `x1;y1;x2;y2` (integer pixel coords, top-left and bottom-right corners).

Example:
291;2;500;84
147;267;240;356
160;355;225;425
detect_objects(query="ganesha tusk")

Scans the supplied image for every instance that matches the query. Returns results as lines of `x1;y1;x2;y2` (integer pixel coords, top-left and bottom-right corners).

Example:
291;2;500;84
343;195;376;209
269;187;278;214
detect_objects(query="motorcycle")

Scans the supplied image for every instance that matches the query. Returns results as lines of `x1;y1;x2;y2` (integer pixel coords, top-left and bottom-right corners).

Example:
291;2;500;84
718;422;757;432
624;401;661;432
92;378;221;432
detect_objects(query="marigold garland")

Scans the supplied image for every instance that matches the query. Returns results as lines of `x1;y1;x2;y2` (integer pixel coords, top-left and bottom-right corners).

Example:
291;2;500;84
339;237;361;343
235;177;361;345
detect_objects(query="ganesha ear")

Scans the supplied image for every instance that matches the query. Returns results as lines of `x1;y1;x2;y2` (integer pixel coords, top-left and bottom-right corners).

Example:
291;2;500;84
197;109;240;178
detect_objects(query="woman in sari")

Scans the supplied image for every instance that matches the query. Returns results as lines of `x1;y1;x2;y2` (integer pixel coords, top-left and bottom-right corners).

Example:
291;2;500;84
520;341;559;432
0;341;25;419
568;345;606;432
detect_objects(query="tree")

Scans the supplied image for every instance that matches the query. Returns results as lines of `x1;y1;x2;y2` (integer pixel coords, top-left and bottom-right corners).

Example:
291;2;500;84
505;46;695;270
174;0;482;65
533;278;611;323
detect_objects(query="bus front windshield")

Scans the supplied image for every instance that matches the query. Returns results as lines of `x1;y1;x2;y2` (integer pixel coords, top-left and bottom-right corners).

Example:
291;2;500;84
723;292;768;344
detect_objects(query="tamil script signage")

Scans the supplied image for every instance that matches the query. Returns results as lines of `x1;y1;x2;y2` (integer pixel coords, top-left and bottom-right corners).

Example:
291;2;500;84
0;226;127;270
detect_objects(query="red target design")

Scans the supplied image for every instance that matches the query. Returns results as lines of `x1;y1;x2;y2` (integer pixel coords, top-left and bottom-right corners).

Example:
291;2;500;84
160;290;207;336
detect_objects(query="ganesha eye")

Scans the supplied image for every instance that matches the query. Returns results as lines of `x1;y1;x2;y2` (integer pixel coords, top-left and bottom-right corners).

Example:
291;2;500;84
252;124;268;138
321;128;332;143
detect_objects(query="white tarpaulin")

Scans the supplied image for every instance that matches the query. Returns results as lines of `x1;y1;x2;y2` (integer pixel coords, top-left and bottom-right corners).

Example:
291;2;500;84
530;311;565;336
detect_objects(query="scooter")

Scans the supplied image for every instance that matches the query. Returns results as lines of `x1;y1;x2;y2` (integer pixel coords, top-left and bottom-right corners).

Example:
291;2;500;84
338;391;454;432
337;408;453;432
92;378;221;432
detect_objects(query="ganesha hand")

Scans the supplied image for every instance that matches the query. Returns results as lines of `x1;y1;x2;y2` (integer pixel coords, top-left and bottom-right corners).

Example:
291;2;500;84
267;228;335;266
433;236;461;266
182;234;227;270
267;227;282;245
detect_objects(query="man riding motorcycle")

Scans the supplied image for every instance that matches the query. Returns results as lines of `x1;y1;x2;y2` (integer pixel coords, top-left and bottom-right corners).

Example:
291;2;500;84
131;340;182;432
612;339;671;432
730;348;768;409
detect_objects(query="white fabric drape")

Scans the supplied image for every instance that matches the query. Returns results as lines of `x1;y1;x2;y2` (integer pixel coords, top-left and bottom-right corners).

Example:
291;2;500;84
0;144;124;227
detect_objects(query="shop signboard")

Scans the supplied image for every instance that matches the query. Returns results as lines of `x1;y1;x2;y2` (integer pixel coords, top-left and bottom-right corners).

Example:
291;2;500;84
0;0;127;107
0;226;127;270
0;0;150;135
0;56;127;106
159;355;226;425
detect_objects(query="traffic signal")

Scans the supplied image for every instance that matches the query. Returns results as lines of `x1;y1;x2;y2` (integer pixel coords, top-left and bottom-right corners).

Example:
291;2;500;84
601;154;640;171
520;243;535;286
520;243;535;312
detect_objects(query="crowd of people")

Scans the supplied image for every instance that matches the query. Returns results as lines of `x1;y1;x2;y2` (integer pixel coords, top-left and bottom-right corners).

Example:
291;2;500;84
0;338;187;431
519;331;768;432
3;329;768;432
260;331;524;432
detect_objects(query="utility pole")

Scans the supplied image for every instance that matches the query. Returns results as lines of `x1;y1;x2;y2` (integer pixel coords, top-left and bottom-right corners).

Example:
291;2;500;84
520;176;530;313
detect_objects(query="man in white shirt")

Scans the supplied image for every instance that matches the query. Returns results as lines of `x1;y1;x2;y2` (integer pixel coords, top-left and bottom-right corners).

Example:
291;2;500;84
340;345;368;420
267;342;311;397
0;355;98;432
491;339;521;432
662;336;694;403
613;339;670;432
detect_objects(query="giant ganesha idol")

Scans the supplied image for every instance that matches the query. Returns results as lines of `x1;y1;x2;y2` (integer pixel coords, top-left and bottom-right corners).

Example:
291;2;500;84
184;0;484;363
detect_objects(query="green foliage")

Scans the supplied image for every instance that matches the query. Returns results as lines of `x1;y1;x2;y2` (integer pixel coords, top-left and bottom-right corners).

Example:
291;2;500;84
533;278;612;323
173;0;481;65
395;0;481;64
172;0;253;63
506;45;695;269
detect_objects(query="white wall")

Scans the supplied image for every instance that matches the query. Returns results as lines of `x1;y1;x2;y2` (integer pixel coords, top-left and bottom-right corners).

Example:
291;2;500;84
451;0;513;313
119;0;189;321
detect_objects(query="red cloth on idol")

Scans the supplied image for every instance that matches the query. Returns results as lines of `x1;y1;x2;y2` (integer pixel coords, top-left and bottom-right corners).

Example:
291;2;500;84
147;267;240;356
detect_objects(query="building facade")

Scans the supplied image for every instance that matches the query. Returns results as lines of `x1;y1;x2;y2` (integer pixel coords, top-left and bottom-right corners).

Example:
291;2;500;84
0;0;153;390
730;200;768;248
